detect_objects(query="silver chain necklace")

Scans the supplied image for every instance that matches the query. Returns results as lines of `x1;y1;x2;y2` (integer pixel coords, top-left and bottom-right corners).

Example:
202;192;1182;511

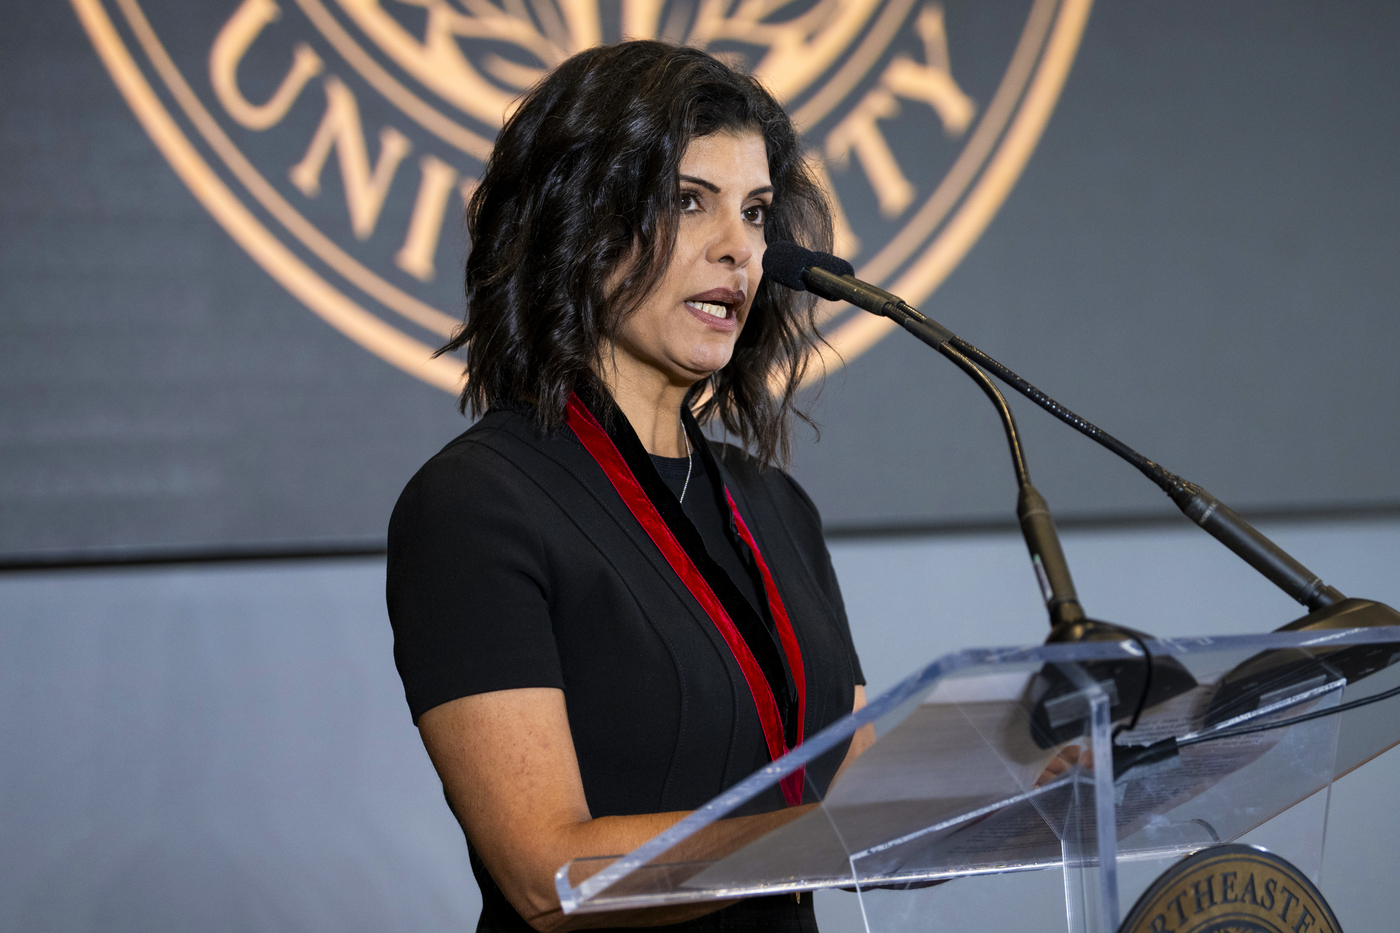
678;422;693;504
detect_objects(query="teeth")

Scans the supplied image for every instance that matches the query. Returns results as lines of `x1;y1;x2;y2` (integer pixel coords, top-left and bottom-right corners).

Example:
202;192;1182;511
689;301;728;318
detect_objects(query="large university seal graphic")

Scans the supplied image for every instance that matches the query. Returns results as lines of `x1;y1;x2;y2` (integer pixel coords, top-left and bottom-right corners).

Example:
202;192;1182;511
1119;845;1342;933
73;0;1091;393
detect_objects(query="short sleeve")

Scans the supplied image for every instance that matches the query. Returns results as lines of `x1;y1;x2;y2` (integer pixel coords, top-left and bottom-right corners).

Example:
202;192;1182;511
386;443;564;724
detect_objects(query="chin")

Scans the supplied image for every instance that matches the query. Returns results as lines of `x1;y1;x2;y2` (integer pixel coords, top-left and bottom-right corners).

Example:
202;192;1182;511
683;352;732;380
690;338;737;369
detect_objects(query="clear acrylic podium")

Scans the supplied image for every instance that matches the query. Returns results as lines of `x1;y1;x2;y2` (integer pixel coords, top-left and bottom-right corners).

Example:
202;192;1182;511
555;627;1400;932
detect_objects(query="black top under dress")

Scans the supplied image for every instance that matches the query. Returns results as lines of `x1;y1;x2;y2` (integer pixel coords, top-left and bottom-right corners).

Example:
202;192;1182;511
387;397;864;932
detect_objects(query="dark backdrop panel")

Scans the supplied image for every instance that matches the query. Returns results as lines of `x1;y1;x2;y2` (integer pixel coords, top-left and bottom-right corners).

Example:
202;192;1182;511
2;0;1398;559
0;0;467;559
793;0;1400;528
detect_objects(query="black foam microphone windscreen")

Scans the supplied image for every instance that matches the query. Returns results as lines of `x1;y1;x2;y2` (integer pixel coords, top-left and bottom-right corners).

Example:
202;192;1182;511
762;241;854;292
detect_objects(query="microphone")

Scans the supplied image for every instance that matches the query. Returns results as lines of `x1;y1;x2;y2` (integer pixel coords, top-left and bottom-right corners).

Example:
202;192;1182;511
763;242;1346;613
765;243;1083;628
763;241;854;287
764;241;1400;739
765;241;955;350
766;241;1090;633
766;243;1201;748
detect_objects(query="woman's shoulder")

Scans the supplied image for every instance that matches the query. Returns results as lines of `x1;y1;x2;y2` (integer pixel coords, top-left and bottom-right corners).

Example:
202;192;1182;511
425;403;542;460
391;405;571;529
408;404;562;482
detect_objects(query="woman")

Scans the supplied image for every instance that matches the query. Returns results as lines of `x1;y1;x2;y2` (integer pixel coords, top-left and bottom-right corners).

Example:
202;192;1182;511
387;40;871;933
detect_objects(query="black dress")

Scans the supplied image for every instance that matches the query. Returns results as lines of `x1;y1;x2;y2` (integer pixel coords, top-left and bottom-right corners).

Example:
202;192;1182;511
387;400;864;932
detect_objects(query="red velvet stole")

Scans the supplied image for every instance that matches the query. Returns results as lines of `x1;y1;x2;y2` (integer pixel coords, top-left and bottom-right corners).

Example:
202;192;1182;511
565;392;808;807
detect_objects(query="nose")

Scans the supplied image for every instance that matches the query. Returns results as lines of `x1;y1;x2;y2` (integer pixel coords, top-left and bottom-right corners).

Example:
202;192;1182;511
706;211;753;268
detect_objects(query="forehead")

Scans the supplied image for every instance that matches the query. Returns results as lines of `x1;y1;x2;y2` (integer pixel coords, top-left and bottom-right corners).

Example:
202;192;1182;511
679;130;771;189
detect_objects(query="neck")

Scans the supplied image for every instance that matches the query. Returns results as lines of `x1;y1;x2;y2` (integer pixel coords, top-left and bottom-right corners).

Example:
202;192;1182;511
599;367;692;458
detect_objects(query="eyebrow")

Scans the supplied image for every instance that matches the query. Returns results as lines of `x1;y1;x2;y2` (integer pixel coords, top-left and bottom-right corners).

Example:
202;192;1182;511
679;175;775;198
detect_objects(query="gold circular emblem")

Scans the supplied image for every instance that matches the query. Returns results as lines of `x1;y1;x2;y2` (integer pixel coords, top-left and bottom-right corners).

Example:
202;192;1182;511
71;0;1091;393
1119;845;1342;933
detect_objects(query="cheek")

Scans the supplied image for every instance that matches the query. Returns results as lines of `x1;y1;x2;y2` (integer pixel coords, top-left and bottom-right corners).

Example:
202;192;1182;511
617;301;665;349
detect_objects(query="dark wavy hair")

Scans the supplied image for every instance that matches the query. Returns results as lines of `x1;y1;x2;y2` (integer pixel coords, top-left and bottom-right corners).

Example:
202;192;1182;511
441;40;833;467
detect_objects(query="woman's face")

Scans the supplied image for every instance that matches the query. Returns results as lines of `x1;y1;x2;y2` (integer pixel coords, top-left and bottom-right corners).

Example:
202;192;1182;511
606;129;772;391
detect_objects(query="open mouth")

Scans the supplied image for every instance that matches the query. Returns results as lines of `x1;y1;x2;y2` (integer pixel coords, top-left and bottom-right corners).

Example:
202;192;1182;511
686;300;731;319
685;287;744;322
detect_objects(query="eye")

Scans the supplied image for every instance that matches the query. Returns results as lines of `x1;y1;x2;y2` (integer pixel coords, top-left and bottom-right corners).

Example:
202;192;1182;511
678;190;701;213
743;203;768;225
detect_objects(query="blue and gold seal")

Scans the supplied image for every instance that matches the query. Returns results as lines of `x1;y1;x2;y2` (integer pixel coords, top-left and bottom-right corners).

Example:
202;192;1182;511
1119;845;1342;933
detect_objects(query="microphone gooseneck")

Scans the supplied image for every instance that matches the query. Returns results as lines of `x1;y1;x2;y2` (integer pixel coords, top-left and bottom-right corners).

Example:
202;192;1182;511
944;338;1344;611
761;241;1344;614
764;242;1196;744
763;242;1400;753
763;241;1084;628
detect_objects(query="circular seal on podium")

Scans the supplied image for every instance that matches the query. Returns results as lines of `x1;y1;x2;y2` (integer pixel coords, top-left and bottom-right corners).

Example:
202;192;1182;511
1119;845;1342;933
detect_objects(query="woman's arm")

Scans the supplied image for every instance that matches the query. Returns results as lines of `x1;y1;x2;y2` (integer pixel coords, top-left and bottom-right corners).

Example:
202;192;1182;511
419;687;700;931
833;684;876;785
420;685;877;932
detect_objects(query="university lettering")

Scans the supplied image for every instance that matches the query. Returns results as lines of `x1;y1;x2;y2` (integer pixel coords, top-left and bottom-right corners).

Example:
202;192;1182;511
395;155;464;281
1167;891;1190;926
82;0;1083;391
880;5;976;134
823;2;974;221
1191;875;1217;913
1219;870;1237;903
289;76;412;240
1240;872;1260;906
210;0;322;131
1277;887;1300;925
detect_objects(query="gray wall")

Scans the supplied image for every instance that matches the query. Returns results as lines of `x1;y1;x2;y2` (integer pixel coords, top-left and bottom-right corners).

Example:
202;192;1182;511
5;517;1398;931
